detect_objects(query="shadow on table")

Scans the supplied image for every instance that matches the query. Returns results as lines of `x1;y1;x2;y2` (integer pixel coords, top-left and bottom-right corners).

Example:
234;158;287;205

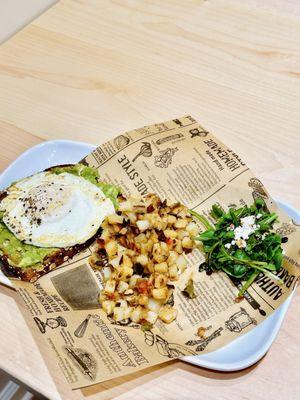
81;356;262;398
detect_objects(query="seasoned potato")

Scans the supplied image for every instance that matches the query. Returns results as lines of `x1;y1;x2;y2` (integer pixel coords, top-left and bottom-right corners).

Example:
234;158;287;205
90;193;196;326
159;306;178;324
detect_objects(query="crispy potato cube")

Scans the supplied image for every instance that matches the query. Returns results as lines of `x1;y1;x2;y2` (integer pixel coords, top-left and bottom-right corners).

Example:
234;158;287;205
131;306;143;323
154;262;168;274
117;281;129;293
104;279;116;293
159;306;178;324
124;288;134;295
177;230;189;240
118;200;133;212
164;229;177;239
168;251;178;264
186;222;198;236
136;254;149;266
174;219;188;229
137;220;150;231
102;300;116;315
145;260;155;274
122;254;133;269
124;306;132;319
152;287;169;300
118;266;134;280
124;293;135;304
119;227;127;235
148;298;162;313
113;224;121;233
101;228;111;242
152;215;163;230
177;209;188;219
152;242;169;263
129;274;141;288
102;266;112;281
145;310;158;324
135;233;147;244
113;307;126;322
105;240;118;258
109;255;121;269
152;243;162;263
174;240;183;254
127;212;137;223
138;294;149;306
160;242;169;255
116;299;128;308
168;264;179;281
107;214;124;225
171;205;183;215
167;215;177;225
182;236;194;249
154;274;168;288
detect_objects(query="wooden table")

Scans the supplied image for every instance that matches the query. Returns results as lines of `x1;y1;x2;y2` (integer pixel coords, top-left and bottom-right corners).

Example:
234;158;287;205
0;0;299;399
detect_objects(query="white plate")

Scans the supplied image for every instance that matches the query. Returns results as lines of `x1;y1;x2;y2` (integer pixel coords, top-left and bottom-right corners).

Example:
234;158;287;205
0;140;299;372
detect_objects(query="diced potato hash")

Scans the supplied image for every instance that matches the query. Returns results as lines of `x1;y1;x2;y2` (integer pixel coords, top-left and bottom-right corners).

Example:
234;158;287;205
89;194;197;326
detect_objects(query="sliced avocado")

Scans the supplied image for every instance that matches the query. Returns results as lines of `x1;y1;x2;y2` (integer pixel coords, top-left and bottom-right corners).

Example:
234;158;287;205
0;163;120;270
0;221;56;269
52;164;121;208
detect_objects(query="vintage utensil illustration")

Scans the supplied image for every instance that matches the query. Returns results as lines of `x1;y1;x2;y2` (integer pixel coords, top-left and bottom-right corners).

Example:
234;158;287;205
74;314;92;338
65;346;97;380
156;133;183;145
185;328;223;351
34;316;67;334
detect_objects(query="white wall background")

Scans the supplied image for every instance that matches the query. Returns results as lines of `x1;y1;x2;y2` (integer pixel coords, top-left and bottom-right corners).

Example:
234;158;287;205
0;0;57;44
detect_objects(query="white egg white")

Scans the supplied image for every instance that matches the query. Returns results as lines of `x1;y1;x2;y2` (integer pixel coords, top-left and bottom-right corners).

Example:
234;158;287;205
0;171;115;248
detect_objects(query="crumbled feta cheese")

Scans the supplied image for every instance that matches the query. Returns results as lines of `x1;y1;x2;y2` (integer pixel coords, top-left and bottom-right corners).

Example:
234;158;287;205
241;215;256;227
233;215;258;241
256;213;262;219
231;240;236;245
224;243;231;249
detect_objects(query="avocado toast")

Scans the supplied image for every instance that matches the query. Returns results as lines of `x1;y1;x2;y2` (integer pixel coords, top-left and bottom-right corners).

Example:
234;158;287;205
0;164;120;282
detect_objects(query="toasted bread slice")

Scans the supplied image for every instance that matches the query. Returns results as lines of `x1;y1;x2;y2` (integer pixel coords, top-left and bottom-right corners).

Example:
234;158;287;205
0;164;103;282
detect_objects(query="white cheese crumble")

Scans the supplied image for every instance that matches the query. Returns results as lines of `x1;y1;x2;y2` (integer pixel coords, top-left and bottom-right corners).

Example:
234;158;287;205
234;215;257;241
225;215;259;250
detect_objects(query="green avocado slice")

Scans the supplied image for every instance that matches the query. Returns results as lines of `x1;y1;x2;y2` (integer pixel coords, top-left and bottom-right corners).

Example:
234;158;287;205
0;163;120;271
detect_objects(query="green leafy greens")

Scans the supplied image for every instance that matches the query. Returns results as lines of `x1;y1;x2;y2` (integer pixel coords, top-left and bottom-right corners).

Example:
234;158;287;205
52;163;121;208
192;199;284;297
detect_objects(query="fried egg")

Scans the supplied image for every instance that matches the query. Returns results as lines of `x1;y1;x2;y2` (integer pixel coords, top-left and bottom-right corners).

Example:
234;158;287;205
0;171;115;247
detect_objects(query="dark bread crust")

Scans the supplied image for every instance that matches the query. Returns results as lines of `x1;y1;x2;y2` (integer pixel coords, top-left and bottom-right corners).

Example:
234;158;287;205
0;163;102;282
0;228;101;282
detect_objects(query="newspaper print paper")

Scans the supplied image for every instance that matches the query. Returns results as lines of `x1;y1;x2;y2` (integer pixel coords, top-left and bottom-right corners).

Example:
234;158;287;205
7;116;300;389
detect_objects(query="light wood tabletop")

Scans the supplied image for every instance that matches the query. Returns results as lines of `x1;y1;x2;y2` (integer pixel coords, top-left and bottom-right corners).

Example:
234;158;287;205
0;0;299;399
